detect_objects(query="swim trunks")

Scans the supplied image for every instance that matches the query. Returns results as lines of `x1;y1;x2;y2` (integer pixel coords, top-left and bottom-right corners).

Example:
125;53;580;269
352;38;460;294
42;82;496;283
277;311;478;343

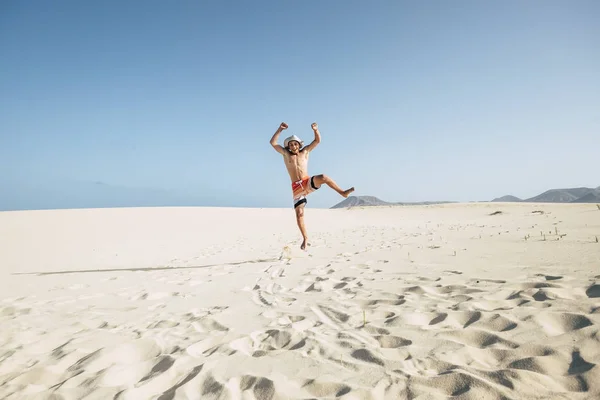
292;176;319;208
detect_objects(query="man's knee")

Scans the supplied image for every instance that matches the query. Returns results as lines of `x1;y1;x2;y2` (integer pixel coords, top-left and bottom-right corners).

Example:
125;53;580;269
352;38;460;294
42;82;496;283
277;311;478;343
313;174;328;187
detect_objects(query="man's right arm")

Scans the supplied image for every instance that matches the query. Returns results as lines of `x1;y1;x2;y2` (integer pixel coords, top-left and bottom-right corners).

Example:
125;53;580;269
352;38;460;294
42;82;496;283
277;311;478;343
270;122;288;155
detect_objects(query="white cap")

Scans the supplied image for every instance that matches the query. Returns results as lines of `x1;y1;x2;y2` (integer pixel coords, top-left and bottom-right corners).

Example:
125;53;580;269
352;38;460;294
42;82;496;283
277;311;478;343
284;135;304;148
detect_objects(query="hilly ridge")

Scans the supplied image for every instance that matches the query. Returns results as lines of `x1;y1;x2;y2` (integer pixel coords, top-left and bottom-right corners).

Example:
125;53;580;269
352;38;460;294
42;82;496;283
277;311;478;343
330;196;393;208
330;196;454;209
331;185;600;209
492;186;600;203
491;195;522;202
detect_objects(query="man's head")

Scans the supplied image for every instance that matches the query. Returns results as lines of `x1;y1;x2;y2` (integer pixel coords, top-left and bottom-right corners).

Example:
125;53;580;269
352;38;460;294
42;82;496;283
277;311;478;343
284;135;304;154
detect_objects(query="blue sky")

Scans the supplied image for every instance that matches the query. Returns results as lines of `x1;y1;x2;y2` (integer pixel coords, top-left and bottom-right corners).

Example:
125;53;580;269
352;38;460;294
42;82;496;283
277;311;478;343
1;0;599;210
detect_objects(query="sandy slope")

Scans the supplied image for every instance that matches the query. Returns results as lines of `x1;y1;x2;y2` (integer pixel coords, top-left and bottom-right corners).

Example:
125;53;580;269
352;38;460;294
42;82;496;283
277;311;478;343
0;202;599;399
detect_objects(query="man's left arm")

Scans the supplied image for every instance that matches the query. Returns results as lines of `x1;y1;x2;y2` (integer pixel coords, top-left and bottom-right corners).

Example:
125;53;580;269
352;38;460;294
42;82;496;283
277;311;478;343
304;122;321;152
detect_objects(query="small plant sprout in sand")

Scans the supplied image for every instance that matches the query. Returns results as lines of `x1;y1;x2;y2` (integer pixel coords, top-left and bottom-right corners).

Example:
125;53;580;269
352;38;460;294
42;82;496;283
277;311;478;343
279;246;292;262
597;204;600;211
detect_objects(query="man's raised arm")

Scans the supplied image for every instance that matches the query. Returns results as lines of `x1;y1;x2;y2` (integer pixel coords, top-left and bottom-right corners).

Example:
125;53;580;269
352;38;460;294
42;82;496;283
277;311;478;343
270;122;288;154
271;122;287;154
304;122;321;152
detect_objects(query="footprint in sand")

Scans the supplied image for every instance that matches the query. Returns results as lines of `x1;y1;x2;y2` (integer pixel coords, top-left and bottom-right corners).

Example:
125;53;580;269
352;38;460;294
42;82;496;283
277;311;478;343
252;291;275;307
183;306;228;321
302;379;351;398
190;317;229;334
384;311;449;329
250;281;297;308
230;328;307;358
306;265;336;276
147;320;179;329
535;274;564;281
528;312;594;336
357;297;406;308
310;304;369;331
586;283;600;298
517;281;565;290
270;266;285;278
373;335;412;348
100;355;174;387
186;336;225;358
470;278;506;284
293;275;362;294
507;349;595;377
350;348;385;366
0;305;32;318
440;329;519;349
79;337;163;375
148;303;166;311
129;291;180;302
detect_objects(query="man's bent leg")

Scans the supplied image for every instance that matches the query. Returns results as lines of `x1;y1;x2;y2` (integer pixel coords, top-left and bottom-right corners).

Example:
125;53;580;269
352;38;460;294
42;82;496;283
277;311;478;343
312;174;355;198
294;202;309;250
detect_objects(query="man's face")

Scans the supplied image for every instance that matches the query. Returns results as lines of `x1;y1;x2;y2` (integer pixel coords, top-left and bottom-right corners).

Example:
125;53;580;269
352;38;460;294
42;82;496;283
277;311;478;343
288;141;301;154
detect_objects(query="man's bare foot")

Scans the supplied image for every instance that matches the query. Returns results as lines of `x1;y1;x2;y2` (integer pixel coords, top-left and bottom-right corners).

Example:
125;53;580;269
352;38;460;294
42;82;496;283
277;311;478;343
342;187;355;198
301;238;309;250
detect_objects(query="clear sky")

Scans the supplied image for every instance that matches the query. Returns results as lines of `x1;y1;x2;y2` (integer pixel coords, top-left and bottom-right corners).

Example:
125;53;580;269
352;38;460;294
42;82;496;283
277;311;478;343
1;1;599;211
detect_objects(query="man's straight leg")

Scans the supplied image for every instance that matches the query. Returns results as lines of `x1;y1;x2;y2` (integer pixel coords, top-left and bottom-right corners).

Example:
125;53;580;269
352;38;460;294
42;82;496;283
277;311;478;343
294;201;309;250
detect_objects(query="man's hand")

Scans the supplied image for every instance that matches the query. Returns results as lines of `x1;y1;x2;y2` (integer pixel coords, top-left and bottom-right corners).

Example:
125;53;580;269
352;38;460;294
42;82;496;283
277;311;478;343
280;122;288;130
311;122;318;131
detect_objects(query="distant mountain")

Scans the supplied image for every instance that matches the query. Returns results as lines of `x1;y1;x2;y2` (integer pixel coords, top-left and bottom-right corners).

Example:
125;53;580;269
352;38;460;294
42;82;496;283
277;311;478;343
330;196;391;209
570;191;600;203
491;195;522;202
332;185;600;209
330;196;454;209
493;186;600;204
524;187;595;203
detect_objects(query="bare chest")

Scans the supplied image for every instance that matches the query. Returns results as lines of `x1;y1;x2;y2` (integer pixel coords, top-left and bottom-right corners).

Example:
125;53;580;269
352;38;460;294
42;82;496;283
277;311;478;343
285;153;308;167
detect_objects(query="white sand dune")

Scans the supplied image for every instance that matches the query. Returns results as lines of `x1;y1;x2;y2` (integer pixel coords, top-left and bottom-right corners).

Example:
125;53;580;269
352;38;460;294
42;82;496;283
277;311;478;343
1;202;599;399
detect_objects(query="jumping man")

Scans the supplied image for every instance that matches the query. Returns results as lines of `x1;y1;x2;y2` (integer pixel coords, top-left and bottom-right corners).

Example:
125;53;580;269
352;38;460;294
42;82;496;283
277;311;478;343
270;122;355;250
